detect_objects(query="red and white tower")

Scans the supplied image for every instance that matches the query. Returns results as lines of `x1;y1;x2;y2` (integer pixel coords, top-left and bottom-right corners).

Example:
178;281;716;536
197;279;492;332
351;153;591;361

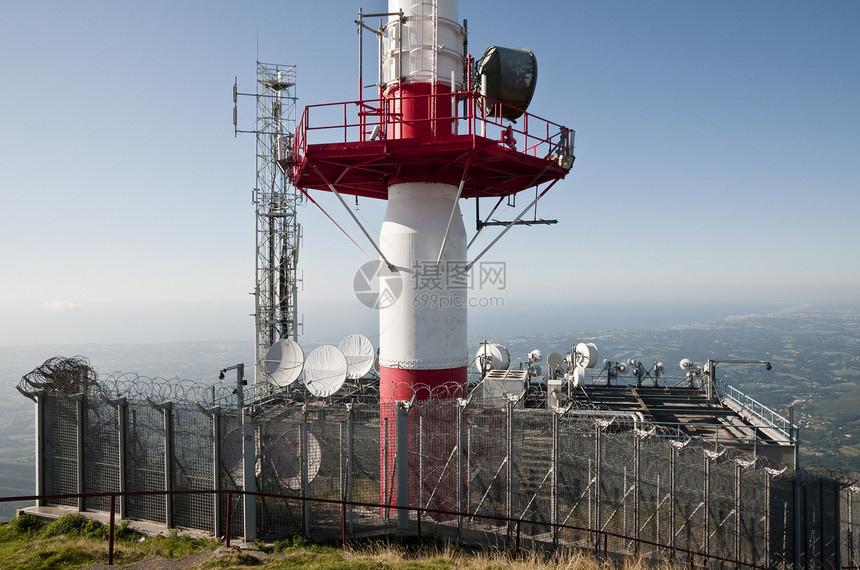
284;0;574;510
378;0;469;400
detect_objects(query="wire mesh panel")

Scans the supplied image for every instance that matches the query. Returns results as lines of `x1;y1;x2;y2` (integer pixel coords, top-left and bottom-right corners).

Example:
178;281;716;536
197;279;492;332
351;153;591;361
819;479;840;568
706;452;737;561
737;462;767;565
557;418;598;550
412;399;460;527
673;443;706;556
218;412;243;541
349;406;384;533
804;480;824;566
43;395;78;507
637;435;673;561
463;403;508;537
125;402;167;523
172;406;214;531
256;408;304;540
83;399;121;513
511;408;553;540
769;470;796;569
602;430;639;556
304;405;348;539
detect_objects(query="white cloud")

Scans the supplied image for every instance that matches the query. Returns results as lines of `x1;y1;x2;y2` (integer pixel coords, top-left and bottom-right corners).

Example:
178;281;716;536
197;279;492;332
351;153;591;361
40;300;81;312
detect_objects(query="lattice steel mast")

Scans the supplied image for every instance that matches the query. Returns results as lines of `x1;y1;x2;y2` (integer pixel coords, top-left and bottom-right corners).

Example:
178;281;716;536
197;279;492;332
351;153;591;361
235;62;302;389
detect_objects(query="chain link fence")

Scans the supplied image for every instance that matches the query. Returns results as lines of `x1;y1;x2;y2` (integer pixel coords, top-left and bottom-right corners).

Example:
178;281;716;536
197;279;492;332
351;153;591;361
18;359;858;568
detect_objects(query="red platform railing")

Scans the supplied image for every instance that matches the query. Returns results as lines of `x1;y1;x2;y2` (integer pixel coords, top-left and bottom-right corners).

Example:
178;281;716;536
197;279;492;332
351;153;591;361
292;90;574;174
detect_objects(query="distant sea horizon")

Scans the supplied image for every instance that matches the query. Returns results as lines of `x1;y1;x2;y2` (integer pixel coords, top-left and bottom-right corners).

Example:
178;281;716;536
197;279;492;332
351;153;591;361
2;299;852;351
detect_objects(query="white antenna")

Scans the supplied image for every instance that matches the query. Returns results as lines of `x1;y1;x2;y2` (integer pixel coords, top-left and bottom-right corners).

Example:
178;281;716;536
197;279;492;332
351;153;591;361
572;366;586;387
264;339;304;387
337;334;375;379
574;342;599;368
474;342;510;376
546;352;563;379
303;345;348;397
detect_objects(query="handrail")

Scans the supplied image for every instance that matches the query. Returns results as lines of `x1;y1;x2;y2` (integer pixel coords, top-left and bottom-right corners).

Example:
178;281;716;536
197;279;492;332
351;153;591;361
1;488;767;568
715;378;795;439
292;90;573;174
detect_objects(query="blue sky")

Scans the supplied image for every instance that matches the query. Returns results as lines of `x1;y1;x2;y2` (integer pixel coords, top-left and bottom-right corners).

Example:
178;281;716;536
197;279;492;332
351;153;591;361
1;1;858;346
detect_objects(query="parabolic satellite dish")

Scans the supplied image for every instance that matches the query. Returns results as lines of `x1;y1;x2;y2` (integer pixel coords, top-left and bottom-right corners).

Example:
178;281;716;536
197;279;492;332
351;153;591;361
264;339;304;387
474;342;510;373
572;366;586;388
220;427;243;482
266;430;321;489
547;352;563;373
574;342;599;369
337;334;375;379
303;345;348;397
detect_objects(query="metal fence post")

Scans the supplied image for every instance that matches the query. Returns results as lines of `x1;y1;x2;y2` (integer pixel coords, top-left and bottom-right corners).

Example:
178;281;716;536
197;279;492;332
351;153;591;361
118;400;128;519
595;421;602;549
634;432;640;552
506;396;515;544
551;407;559;547
302;404;311;537
703;450;710;557
396;401;410;532
212;410;222;538
242;407;257;542
383;416;390;518
35;395;45;507
163;403;174;528
457;399;465;540
670;444;676;554
346;403;354;535
76;396;85;512
418;415;424;510
735;462;742;564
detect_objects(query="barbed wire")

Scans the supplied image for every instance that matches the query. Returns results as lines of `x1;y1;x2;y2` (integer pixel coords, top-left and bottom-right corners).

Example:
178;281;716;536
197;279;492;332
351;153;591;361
18;355;97;396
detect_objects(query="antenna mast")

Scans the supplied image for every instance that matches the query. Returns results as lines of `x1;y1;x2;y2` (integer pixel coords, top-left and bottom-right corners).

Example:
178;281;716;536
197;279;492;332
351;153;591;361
235;62;302;390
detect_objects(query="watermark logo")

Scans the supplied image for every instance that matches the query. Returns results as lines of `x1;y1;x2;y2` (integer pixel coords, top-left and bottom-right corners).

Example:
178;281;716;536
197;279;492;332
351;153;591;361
353;260;506;310
353;261;403;309
478;261;506;290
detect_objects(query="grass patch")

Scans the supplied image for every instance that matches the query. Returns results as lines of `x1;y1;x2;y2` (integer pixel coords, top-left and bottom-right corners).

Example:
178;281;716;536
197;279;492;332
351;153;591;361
0;512;218;570
0;514;681;569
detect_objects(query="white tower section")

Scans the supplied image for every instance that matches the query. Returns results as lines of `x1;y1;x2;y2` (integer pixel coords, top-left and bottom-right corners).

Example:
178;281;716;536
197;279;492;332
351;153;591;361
383;0;465;89
377;0;468;399
378;184;467;376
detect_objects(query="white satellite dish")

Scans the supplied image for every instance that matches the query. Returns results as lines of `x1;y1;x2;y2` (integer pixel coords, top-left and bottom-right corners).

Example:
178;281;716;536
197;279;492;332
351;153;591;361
337;334;375;379
574;343;599;369
220;427;243;481
475;342;510;373
547;352;563;372
266;429;321;489
529;349;543;362
572;366;586;387
303;345;348;397
679;358;694;371
616;362;629;375
264;339;304;387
